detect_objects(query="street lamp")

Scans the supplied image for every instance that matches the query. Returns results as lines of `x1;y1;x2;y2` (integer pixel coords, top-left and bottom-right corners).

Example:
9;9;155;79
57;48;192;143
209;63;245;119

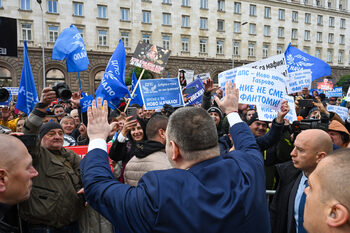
232;21;248;68
37;0;46;88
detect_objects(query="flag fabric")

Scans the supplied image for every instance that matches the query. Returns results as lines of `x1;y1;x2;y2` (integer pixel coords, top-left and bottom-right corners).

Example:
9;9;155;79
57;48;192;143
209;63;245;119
52;24;89;72
16;41;39;115
95;39;130;109
284;43;331;81
129;68;143;107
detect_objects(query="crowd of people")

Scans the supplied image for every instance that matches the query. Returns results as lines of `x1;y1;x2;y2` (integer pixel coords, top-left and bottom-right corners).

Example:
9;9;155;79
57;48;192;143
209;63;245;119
0;80;350;233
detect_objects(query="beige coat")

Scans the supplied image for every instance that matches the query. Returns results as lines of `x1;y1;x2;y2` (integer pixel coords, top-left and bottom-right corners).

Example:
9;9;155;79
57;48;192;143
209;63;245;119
124;151;172;186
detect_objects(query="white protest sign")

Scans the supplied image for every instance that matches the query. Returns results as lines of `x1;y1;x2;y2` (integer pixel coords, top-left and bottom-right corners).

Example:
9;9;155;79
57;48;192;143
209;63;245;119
286;69;312;94
345;88;350;101
235;68;286;110
218;68;237;91
178;69;194;85
257;95;297;122
196;73;211;81
327;105;349;121
243;54;288;77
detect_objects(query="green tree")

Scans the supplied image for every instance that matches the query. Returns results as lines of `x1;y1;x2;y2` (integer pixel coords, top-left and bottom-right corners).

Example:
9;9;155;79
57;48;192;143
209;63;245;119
125;67;153;85
335;74;350;94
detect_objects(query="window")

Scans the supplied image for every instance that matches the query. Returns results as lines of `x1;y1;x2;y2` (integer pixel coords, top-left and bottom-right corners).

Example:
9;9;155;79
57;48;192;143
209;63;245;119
217;40;224;54
48;0;58;13
182;0;189;6
304;30;310;41
162;35;170;50
73;2;83;16
199;39;207;53
142;34;151;43
316;0;321;6
0;67;12;86
218;0;225;11
217;20;224;31
48;26;59;42
315;48;321;58
200;0;208;9
162;13;171;25
233;41;239;56
0;0;2;8
278;9;285;20
278;27;284;38
249;23;256;35
328;33;334;43
76;27;84;39
181;37;189;52
339;34;345;44
182;15;190;27
327;50;332;62
303;47;310;54
163;0;170;3
200;17;207;29
46;69;65;88
94;71;104;92
317;15;323;25
316;32;322;42
305;13;311;24
22;23;32;41
20;0;30;10
329;17;334;27
292;11;298;22
121;8;129;21
98;5;107;18
291;29;298;39
277;45;283;54
264;25;270;37
340;18;345;28
98;30;107;46
328;1;331;7
248;43;255;57
264;7;271;18
121;32;129;47
142;11;151;23
234;22;241;33
338;50;343;63
249;5;256;16
263;44;269;58
234;2;241;14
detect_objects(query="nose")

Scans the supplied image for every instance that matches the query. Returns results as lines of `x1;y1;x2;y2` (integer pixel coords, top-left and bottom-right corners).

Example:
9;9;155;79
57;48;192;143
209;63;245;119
290;147;296;157
30;166;38;178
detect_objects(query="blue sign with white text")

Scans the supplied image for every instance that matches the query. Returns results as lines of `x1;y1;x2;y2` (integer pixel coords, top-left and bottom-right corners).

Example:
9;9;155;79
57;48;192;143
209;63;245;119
184;78;205;106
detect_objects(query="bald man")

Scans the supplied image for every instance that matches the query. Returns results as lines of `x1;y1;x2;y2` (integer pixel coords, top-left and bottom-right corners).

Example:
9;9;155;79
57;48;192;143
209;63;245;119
270;129;333;233
0;134;38;231
304;148;350;233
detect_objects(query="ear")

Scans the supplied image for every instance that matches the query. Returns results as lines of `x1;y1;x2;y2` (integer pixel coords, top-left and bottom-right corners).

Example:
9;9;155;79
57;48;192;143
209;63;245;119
170;140;180;162
158;129;166;140
0;169;8;193
316;152;326;163
326;203;349;227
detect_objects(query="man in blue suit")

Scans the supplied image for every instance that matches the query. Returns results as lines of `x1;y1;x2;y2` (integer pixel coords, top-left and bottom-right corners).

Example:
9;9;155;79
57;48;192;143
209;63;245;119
81;82;271;233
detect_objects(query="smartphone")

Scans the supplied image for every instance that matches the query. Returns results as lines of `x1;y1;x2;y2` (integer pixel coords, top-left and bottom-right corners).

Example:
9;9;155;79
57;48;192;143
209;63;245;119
298;99;314;108
126;107;138;119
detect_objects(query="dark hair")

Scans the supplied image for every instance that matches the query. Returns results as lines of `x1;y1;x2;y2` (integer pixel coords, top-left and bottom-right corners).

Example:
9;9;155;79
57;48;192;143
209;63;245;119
146;115;168;140
53;104;64;111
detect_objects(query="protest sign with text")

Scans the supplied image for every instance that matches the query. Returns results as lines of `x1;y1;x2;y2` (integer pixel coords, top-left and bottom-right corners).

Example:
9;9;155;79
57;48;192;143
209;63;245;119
346;87;350;101
235;68;286;110
196;73;211;82
184;78;205;106
243;54;287;77
286;69;312;94
218;68;237;92
140;78;184;110
324;87;342;98
257;95;297;122
129;41;171;74
327;105;348;121
317;78;333;91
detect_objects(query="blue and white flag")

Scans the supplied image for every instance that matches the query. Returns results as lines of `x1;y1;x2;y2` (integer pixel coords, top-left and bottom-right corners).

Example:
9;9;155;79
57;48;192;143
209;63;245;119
52;24;89;72
95;39;130;109
129;68;143;107
284;43;331;81
16;41;39;115
80;91;94;113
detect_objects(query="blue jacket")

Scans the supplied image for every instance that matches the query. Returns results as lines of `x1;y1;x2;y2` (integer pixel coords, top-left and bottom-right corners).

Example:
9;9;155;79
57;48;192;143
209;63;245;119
81;122;271;233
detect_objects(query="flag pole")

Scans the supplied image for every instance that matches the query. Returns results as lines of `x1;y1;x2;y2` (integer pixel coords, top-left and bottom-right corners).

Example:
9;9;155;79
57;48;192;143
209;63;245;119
78;72;82;90
124;68;145;112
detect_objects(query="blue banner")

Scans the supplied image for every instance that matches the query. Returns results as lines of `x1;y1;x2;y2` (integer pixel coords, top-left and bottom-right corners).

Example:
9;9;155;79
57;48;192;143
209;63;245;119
80;94;94;113
284;43;331;81
52;24;89;72
184;78;205;106
95;39;129;109
324;87;343;98
140;78;184;110
129;68;143;107
16;41;39;115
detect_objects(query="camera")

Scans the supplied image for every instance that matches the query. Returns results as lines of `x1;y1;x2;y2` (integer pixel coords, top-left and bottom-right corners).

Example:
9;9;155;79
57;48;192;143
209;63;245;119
0;88;10;102
291;117;329;138
52;82;72;100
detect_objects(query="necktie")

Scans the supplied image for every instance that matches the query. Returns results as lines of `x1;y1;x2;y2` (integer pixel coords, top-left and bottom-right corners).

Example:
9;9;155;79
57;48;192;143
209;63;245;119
298;179;309;233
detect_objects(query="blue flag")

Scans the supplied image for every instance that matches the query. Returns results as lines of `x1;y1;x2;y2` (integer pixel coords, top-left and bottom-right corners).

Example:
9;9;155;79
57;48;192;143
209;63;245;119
285;43;331;81
129;68;143;107
95;39;129;109
16;41;39;115
52;24;89;72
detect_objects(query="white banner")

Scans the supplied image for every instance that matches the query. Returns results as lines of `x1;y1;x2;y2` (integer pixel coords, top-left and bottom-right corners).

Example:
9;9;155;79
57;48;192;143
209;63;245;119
327;105;349;121
286;69;312;94
243;54;288;77
257;95;297;122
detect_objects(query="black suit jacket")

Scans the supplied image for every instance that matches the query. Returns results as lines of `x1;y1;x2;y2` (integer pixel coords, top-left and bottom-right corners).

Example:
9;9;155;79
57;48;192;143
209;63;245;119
270;161;302;233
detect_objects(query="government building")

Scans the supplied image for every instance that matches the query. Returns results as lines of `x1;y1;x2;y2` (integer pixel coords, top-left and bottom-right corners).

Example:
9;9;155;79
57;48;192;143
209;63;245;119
0;0;349;94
